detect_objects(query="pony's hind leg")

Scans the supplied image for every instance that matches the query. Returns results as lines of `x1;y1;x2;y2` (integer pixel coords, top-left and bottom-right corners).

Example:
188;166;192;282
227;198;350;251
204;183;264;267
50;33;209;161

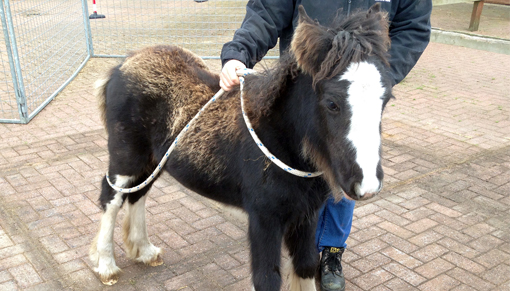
283;259;317;291
122;185;163;267
90;175;133;285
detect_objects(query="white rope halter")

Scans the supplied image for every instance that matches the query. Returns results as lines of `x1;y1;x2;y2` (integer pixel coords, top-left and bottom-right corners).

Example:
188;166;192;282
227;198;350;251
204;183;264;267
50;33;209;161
237;68;322;178
106;69;322;193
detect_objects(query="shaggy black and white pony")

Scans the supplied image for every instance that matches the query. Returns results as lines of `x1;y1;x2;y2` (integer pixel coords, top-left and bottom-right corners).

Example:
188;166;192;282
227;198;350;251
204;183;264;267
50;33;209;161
90;4;393;290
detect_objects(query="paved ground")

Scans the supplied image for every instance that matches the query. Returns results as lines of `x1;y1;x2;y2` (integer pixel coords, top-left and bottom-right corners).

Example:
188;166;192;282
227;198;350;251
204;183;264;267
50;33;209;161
1;32;509;291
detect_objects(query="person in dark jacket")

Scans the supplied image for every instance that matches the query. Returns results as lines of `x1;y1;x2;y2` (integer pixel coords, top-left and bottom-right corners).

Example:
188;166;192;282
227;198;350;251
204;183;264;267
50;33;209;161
219;1;432;290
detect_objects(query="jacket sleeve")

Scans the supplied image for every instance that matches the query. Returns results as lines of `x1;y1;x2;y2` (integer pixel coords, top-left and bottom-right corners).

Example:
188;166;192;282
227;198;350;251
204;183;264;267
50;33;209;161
388;0;432;85
220;0;295;68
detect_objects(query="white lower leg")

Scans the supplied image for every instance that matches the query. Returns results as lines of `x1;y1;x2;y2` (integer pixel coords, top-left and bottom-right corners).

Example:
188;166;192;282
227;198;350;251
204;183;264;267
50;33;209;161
284;257;317;291
90;175;133;285
123;194;162;266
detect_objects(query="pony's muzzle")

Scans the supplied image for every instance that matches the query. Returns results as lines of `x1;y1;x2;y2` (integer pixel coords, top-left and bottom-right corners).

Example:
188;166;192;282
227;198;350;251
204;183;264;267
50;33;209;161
353;181;382;200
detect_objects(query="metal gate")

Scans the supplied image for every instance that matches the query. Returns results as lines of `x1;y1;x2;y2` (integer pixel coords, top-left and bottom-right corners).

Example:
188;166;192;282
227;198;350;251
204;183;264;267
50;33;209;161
0;0;278;124
0;0;91;123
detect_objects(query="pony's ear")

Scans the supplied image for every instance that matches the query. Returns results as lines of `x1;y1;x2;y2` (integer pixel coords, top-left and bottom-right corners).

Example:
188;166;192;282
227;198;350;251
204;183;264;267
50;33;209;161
367;2;390;47
366;3;389;34
368;2;381;14
290;5;331;77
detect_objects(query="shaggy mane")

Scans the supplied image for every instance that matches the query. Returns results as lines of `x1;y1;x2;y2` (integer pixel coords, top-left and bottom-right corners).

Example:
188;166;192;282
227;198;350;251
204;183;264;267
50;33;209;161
242;54;298;124
317;8;390;86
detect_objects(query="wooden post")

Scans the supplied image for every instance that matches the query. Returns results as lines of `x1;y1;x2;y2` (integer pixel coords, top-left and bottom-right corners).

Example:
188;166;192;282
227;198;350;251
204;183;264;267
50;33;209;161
469;0;484;31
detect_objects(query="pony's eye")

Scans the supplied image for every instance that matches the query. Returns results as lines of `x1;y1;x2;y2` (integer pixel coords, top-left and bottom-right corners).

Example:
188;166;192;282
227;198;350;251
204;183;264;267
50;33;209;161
327;101;340;112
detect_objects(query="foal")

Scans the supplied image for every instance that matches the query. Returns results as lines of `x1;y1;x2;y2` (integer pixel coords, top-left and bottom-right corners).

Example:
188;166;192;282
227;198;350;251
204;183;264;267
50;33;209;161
90;4;393;290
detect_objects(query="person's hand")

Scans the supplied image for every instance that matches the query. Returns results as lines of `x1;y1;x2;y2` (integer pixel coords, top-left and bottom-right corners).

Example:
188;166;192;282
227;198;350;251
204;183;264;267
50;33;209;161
220;60;246;91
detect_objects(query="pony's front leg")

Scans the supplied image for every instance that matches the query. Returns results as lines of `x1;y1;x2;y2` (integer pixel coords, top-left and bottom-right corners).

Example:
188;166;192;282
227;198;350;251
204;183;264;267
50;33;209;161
249;213;284;291
283;217;320;291
89;176;130;285
123;193;163;266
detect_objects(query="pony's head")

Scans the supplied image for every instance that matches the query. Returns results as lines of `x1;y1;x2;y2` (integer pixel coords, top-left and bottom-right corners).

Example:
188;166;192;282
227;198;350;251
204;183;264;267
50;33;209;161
291;4;393;201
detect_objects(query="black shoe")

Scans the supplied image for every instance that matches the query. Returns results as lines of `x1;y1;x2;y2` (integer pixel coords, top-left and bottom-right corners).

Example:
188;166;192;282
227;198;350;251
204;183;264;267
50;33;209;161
320;247;345;291
194;0;208;2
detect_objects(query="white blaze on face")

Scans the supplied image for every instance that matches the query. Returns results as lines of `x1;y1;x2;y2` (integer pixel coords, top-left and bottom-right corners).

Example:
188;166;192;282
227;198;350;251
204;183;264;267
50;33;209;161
340;61;384;196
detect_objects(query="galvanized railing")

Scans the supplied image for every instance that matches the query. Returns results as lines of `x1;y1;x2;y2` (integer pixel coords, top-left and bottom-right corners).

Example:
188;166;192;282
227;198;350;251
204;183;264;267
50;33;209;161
0;0;278;124
0;0;91;123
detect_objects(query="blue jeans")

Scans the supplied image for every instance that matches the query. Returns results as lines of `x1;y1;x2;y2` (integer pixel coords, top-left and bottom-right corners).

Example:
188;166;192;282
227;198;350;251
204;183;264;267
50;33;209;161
315;196;355;252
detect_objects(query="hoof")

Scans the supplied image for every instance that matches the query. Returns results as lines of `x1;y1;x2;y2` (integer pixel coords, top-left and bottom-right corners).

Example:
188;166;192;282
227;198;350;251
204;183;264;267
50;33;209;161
95;264;122;285
148;254;164;267
100;274;119;285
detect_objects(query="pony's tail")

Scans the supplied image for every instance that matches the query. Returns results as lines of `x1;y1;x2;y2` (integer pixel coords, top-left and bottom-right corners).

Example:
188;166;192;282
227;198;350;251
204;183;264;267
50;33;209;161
94;68;114;130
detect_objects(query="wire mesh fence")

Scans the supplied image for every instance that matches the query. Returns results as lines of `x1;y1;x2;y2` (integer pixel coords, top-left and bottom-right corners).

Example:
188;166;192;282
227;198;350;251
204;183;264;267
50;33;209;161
0;0;90;123
0;16;18;122
0;0;277;123
88;0;278;58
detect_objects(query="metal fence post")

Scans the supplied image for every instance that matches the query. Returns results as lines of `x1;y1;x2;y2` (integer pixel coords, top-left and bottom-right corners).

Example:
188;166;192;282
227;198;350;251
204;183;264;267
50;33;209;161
81;0;95;57
1;0;28;123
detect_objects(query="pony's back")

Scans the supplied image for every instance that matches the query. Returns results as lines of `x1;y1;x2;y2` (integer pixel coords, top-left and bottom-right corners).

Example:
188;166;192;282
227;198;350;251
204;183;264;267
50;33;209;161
97;45;247;186
96;45;221;136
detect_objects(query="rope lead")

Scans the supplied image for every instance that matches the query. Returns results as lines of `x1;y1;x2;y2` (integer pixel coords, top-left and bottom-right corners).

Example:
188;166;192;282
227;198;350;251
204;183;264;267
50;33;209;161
106;69;321;193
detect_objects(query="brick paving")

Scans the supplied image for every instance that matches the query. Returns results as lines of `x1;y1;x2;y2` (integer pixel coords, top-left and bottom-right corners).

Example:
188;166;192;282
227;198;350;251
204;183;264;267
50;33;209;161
0;41;509;290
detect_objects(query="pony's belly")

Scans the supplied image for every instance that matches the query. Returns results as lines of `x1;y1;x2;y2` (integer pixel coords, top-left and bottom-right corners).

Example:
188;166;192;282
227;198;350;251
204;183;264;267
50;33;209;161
165;160;243;208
